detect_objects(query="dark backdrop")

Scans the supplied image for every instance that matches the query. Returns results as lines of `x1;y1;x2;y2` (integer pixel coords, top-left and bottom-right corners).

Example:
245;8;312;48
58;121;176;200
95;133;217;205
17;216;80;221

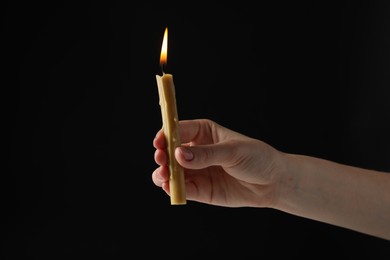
3;1;390;258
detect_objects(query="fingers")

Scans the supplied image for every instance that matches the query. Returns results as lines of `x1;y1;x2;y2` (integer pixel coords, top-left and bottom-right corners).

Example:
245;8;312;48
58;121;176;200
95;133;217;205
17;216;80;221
153;119;215;167
179;119;244;146
178;119;217;145
153;129;166;149
175;141;240;170
154;119;223;150
152;165;169;187
153;129;169;191
155;119;243;171
154;148;168;166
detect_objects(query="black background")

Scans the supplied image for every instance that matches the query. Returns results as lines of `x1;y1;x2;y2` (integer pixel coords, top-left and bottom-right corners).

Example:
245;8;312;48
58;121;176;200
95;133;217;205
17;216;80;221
3;0;390;258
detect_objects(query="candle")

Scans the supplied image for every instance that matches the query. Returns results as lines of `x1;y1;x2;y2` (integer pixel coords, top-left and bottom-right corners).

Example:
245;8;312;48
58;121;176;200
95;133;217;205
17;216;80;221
156;27;186;205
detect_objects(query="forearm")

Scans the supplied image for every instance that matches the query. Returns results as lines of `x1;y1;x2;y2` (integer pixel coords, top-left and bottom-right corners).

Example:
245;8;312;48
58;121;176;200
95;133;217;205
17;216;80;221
275;153;390;240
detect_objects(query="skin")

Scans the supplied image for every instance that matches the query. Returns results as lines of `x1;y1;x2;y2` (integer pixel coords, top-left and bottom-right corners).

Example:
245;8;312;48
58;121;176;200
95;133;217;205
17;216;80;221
152;119;390;240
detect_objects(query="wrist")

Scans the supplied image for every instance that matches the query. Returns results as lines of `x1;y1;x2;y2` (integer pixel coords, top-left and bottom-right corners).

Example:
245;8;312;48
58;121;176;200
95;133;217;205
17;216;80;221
271;153;304;212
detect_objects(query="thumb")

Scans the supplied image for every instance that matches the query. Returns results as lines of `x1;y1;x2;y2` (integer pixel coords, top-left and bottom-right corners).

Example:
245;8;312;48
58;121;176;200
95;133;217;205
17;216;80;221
175;143;237;170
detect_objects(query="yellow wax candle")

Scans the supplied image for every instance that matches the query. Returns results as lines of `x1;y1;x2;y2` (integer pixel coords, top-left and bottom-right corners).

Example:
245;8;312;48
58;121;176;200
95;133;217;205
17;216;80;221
156;27;186;205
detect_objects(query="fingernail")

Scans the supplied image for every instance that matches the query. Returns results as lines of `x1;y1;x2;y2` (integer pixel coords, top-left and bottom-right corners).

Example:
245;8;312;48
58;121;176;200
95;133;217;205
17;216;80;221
180;147;194;161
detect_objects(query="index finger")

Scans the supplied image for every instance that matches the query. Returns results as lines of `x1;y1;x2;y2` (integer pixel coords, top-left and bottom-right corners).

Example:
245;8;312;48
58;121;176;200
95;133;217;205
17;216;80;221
178;119;219;145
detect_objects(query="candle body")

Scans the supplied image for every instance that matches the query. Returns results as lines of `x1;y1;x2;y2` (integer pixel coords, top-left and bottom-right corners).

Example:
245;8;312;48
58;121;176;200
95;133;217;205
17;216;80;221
156;73;186;205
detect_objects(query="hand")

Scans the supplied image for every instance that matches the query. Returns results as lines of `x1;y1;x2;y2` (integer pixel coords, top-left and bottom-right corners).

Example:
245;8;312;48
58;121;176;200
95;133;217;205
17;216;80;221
152;119;285;207
152;119;390;239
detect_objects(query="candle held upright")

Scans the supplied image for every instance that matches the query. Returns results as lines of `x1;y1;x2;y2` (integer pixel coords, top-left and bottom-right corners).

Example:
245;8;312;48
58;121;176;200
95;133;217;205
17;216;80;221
155;27;186;205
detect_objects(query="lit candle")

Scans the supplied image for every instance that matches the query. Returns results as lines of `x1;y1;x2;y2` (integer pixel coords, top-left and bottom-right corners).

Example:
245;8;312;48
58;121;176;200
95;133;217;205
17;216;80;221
156;27;186;205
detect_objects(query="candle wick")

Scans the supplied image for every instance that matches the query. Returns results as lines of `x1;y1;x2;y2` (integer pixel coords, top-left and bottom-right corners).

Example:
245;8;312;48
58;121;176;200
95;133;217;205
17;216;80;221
160;63;166;75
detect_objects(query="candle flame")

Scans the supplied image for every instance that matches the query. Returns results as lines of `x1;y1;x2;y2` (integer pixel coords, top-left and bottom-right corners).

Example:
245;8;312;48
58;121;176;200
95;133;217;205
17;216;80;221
160;27;168;66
